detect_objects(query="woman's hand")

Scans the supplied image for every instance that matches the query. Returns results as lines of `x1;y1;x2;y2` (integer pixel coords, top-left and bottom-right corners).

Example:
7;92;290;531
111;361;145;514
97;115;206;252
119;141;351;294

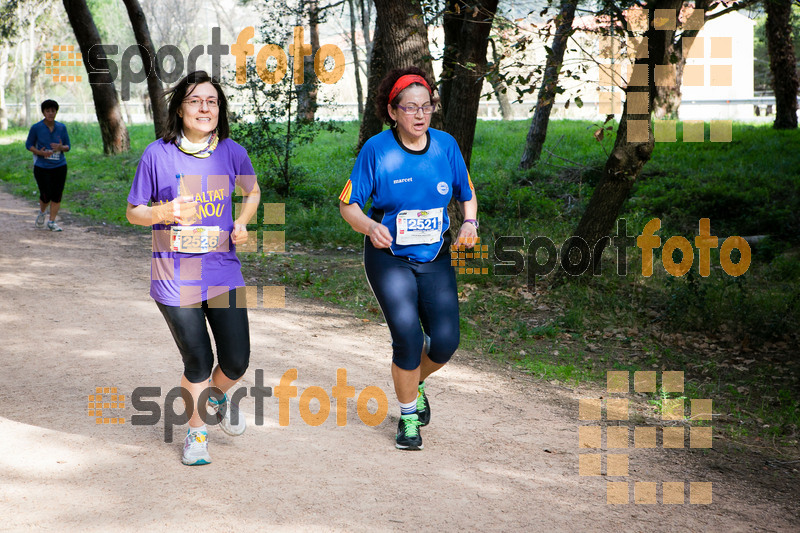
231;223;248;245
456;220;478;249
368;222;393;249
172;195;198;225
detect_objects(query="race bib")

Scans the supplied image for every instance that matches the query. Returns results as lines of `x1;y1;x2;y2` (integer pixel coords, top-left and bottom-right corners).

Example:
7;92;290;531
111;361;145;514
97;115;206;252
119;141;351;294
170;226;220;253
396;208;443;245
44;152;61;161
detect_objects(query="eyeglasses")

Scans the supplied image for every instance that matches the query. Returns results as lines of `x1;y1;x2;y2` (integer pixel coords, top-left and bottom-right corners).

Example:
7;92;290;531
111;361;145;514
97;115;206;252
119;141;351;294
395;103;437;115
183;98;219;109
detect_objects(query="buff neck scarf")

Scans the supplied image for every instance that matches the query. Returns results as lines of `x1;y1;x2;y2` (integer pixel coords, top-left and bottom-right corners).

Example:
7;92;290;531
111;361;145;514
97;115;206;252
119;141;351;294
176;129;219;158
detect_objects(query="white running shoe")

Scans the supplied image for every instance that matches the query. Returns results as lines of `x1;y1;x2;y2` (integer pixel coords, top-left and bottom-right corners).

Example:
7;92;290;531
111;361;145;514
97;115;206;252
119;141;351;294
209;393;246;436
35;211;46;228
47;220;63;232
182;429;211;466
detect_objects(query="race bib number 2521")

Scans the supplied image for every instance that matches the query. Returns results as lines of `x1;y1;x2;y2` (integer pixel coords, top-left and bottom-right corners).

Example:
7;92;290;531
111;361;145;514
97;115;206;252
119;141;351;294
395;208;443;245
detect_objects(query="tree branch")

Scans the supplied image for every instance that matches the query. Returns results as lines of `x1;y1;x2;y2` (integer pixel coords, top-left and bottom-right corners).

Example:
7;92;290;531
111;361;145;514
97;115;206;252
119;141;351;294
705;0;760;22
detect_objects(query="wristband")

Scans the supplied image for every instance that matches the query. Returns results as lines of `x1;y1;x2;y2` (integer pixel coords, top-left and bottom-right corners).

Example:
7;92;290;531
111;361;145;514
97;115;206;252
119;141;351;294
463;219;479;229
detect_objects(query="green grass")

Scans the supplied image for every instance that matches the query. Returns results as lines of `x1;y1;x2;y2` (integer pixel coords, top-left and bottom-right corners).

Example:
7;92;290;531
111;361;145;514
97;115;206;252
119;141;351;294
1;119;798;449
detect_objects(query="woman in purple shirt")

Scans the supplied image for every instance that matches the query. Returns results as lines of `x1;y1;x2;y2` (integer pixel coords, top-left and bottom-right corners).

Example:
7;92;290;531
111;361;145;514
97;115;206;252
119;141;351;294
127;71;260;465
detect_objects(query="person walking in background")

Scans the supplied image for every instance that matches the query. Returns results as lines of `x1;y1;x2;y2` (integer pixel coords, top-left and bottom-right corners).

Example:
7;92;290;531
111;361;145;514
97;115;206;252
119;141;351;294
26;99;70;232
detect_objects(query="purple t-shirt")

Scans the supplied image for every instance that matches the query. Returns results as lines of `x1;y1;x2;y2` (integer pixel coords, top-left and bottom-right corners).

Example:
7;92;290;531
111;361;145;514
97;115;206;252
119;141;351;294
128;138;257;306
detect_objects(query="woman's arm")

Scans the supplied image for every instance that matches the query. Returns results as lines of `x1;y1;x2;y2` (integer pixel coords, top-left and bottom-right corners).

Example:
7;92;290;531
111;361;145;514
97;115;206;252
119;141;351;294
231;182;261;245
339;201;393;248
28;145;53;158
126;196;198;227
456;193;479;248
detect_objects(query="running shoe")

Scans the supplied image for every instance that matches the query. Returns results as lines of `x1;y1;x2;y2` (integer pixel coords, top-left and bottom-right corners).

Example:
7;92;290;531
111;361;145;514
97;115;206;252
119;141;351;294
182;429;211;466
209;393;246;436
47;220;63;232
395;413;423;450
35;211;46;228
416;382;431;427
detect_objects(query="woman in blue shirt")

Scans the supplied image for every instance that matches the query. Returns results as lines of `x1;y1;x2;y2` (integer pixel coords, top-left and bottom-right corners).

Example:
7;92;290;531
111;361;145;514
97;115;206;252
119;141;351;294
25;99;70;232
339;66;479;450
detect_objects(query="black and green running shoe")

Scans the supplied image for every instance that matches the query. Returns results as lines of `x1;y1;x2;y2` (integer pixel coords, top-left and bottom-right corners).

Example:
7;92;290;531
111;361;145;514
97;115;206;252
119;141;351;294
395;413;423;450
416;383;430;426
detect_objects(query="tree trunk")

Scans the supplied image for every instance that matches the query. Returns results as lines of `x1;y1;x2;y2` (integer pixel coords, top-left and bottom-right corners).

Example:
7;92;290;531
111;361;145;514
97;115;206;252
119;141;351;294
23;16;34;126
561;0;682;279
356;22;385;152
348;0;364;117
439;0;463;119
63;0;130;154
359;0;372;56
374;0;443;130
0;42;10;130
121;0;166;139
488;38;513;120
440;0;499;169
519;0;578;169
373;0;432;70
652;52;685;118
297;0;320;122
765;0;799;129
653;0;709;118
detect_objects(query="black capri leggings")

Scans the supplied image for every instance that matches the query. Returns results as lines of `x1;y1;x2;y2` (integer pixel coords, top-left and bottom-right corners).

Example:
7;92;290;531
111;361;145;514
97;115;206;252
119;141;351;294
156;289;250;383
364;237;460;371
33;165;67;204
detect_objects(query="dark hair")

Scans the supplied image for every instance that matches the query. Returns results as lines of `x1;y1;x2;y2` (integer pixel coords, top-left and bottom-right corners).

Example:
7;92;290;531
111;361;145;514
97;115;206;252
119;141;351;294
41;99;59;112
375;66;438;125
161;70;229;143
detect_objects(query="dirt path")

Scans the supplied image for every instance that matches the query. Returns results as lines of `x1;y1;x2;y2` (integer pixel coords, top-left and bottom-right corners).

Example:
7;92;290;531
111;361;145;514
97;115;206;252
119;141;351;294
0;189;797;532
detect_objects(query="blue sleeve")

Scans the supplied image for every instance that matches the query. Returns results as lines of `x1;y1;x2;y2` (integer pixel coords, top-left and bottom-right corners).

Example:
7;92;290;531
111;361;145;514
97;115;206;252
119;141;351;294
61;123;71;148
341;140;376;208
25;124;38;151
449;137;473;203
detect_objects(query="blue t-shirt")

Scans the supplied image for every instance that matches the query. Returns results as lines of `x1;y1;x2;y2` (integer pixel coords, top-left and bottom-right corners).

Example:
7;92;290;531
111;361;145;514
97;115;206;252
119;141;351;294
127;138;257;306
340;128;474;263
25;120;70;168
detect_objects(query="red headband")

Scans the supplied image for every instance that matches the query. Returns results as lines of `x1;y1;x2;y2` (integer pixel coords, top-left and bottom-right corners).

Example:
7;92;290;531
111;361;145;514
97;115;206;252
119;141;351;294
388;74;431;104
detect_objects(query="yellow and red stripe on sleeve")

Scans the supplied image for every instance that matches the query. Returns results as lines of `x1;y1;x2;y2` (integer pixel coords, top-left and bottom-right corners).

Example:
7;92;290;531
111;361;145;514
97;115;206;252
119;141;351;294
467;174;475;192
338;179;353;204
